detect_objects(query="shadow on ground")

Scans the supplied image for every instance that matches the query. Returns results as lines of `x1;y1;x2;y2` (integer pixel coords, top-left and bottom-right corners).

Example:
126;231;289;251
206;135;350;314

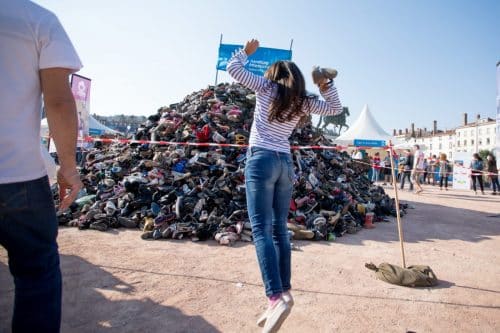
0;255;219;333
336;200;500;246
63;263;500;312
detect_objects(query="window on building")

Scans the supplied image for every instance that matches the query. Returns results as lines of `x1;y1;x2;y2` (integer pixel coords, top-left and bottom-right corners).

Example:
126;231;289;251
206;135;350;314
457;141;460;147
449;142;453;149
439;143;442;150
470;130;474;136
471;139;474;145
479;140;482;146
457;132;461;137
429;144;432;150
464;131;467;137
449;152;452;159
487;128;490;134
487;138;490;145
464;140;467;146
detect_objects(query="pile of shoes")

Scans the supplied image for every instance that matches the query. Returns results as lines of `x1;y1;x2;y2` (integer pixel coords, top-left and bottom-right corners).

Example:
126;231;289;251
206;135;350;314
56;83;401;245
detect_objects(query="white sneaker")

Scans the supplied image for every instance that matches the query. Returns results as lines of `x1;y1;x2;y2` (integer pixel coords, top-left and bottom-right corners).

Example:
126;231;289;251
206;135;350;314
257;292;294;327
257;308;270;327
282;291;294;307
262;298;291;333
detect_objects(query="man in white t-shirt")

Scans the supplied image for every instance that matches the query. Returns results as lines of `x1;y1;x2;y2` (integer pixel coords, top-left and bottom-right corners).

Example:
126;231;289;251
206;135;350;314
412;144;425;193
352;149;363;160
0;1;83;331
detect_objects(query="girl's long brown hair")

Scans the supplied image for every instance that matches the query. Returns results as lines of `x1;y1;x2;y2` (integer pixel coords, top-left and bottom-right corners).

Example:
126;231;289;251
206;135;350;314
264;61;310;123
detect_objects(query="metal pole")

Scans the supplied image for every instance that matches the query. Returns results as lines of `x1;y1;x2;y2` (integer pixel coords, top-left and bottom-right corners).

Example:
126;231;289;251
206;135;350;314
475;120;478;153
289;38;294;51
388;141;406;268
215;33;223;86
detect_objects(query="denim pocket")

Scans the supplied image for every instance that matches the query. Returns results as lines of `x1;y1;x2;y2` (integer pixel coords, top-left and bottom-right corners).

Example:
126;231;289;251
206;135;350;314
0;182;28;211
28;177;54;210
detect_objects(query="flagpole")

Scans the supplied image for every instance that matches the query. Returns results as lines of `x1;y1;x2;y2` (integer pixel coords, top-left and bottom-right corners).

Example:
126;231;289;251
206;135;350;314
214;33;223;86
388;140;406;268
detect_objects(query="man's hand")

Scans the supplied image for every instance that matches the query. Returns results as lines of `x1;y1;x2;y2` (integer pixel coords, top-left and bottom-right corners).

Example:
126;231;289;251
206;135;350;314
41;67;81;212
244;39;259;56
57;165;83;212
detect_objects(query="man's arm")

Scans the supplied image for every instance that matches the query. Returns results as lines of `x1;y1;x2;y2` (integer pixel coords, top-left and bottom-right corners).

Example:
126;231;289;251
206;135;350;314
41;68;83;211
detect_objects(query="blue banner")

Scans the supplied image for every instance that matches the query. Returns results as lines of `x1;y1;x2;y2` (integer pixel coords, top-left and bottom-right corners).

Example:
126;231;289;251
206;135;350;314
89;128;104;136
353;139;386;147
217;44;292;76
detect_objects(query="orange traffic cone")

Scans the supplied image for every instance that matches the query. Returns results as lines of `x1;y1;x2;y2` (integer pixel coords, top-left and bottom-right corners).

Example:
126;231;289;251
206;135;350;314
364;212;376;229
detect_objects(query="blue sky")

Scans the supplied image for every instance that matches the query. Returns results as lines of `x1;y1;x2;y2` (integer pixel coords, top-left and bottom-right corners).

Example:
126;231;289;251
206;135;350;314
36;0;499;133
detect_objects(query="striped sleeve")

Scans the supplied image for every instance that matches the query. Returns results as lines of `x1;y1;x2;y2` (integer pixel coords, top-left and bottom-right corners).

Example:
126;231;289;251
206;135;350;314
304;82;343;116
226;49;271;93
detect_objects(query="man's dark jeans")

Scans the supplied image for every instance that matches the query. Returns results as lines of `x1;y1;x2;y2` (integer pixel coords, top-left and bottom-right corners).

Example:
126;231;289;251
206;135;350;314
0;176;61;333
400;171;413;190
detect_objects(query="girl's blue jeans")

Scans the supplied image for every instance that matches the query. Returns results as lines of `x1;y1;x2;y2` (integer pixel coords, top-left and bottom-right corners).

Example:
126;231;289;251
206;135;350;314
245;147;293;297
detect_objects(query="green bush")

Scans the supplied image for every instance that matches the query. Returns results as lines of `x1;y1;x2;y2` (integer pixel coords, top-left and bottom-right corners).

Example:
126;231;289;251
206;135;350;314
479;149;491;161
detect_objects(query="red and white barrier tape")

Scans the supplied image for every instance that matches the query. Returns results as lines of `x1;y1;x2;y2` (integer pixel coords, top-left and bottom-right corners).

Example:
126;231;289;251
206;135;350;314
62;135;350;150
44;136;499;176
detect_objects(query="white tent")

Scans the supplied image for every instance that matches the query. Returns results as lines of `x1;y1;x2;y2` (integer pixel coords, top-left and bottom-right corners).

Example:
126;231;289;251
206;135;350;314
40;115;120;137
335;104;394;146
88;116;121;135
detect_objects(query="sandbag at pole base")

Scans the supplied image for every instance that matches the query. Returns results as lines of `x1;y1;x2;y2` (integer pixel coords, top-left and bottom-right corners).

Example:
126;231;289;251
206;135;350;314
365;262;438;287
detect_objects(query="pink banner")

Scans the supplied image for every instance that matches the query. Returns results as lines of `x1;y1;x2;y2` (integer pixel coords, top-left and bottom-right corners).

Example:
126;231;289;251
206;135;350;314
71;74;91;139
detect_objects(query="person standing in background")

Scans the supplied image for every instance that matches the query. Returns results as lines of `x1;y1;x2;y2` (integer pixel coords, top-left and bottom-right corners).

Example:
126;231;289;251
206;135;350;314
412;144;425;194
470;153;485;195
400;149;414;191
382;153;391;185
371;152;381;183
438;153;450;190
428;154;437;185
352;149;363;160
422;158;429;184
391;150;399;183
0;1;83;332
486;153;499;195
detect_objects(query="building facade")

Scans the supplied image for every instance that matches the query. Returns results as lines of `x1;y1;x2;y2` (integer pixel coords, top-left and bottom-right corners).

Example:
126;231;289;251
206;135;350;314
393;113;497;160
455;116;497;155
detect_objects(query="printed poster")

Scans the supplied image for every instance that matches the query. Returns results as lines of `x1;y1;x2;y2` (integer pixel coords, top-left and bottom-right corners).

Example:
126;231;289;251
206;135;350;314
70;74;91;141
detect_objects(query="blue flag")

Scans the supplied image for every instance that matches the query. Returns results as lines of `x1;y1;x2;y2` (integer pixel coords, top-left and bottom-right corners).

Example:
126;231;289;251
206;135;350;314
217;44;292;76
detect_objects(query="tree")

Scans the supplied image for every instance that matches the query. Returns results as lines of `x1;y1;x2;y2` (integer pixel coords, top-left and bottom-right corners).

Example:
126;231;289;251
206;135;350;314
479;149;491;161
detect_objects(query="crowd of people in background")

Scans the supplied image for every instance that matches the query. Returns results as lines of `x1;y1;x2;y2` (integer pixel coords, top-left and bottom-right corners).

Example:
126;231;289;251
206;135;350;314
363;145;499;196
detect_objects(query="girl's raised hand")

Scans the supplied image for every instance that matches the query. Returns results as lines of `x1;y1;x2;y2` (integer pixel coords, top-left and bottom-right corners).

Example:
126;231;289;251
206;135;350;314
244;39;259;56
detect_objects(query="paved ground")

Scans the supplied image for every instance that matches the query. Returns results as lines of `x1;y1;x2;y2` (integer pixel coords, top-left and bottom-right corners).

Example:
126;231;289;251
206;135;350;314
1;184;499;333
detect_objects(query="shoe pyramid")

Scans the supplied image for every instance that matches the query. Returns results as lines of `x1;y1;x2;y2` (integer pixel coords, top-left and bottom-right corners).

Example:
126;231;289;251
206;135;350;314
57;82;402;245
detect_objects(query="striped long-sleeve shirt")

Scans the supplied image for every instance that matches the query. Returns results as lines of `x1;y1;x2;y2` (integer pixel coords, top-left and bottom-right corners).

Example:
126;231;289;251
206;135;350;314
226;49;343;153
